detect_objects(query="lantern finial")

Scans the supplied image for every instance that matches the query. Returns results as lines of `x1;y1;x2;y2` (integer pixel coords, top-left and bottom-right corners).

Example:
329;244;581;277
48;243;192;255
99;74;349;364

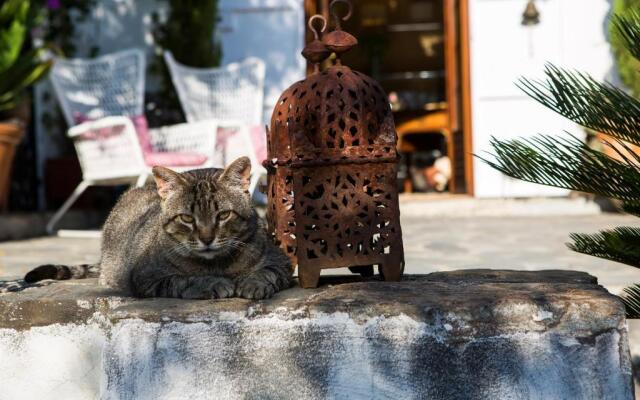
328;0;352;31
323;0;357;65
302;14;330;73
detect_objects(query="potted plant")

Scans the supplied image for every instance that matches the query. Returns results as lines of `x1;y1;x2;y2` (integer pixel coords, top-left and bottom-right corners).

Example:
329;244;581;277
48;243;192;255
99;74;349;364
0;0;52;211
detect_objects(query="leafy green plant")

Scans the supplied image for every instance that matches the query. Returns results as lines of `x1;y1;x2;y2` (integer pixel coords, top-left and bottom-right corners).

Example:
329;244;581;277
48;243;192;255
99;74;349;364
480;11;640;317
152;0;221;69
610;0;640;97
0;0;52;113
148;0;222;125
34;0;97;57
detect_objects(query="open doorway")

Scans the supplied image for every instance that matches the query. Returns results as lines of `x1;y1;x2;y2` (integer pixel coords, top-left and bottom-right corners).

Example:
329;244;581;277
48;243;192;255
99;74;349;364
305;0;473;195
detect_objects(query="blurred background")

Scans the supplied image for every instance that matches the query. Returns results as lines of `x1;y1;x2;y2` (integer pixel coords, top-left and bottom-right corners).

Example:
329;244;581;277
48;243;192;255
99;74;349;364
3;0;626;218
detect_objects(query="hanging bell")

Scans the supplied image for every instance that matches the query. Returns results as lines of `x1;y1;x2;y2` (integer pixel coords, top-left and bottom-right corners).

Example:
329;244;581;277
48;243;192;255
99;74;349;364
522;0;540;26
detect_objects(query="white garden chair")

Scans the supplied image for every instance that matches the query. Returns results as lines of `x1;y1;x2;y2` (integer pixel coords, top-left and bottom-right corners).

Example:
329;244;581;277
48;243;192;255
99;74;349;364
47;49;218;234
163;52;266;124
163;51;267;194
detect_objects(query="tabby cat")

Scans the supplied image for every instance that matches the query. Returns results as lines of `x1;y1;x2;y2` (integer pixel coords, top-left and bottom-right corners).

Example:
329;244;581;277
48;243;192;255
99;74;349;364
25;157;292;300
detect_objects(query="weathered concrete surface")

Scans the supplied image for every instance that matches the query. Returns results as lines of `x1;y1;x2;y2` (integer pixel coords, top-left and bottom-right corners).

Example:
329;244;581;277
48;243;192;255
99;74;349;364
5;214;640;294
0;270;633;400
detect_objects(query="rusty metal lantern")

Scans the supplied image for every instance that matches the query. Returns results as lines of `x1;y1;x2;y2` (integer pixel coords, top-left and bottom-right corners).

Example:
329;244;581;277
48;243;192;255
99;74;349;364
264;0;404;288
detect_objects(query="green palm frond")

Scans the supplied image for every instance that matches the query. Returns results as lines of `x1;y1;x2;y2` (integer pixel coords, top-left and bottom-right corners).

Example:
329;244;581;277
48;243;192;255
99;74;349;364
613;10;640;60
621;201;640;217
480;134;640;201
600;136;640;165
609;1;640;97
517;65;640;146
622;284;640;318
568;227;640;267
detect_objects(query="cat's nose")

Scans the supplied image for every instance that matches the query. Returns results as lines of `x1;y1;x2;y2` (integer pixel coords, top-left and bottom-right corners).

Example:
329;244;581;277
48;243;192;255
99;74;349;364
200;237;214;246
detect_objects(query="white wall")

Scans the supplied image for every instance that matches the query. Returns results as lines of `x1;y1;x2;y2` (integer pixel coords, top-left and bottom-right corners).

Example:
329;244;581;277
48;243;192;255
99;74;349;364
218;0;306;125
469;0;614;198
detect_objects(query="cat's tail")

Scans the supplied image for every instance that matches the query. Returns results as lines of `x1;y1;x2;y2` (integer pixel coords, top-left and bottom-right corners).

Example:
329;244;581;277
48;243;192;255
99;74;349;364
24;263;100;283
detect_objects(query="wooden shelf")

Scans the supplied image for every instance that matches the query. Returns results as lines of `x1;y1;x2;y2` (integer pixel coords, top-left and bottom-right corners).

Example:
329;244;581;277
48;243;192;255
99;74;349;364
387;22;443;33
380;70;445;81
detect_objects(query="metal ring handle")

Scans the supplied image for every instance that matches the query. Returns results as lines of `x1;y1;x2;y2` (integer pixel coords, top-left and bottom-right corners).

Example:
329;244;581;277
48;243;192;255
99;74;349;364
308;14;327;40
330;0;353;27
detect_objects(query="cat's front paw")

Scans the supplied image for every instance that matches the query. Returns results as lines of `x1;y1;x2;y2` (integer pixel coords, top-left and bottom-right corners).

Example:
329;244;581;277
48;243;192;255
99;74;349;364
208;278;235;299
235;278;275;300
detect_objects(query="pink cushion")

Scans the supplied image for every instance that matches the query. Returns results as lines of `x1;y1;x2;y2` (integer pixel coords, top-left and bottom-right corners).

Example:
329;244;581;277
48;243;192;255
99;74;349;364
215;125;267;163
130;114;153;153
73;112;91;124
144;151;208;167
74;113;208;168
250;125;267;162
74;113;153;153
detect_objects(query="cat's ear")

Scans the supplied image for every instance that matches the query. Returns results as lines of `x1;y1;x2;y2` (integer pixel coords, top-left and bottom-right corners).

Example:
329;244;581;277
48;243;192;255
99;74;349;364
152;166;187;200
219;156;252;192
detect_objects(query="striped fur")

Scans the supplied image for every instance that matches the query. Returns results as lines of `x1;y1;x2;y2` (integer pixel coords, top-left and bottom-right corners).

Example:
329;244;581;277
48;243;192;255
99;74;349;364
24;264;99;283
25;157;292;300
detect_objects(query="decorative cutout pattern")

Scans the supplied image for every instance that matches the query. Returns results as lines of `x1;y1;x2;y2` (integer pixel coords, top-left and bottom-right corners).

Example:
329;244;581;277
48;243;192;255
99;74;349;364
268;66;396;165
293;164;402;269
265;59;404;287
266;168;297;263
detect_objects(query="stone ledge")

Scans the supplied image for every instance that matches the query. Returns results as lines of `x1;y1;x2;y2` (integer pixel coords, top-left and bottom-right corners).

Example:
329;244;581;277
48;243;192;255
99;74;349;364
0;269;617;333
0;269;634;399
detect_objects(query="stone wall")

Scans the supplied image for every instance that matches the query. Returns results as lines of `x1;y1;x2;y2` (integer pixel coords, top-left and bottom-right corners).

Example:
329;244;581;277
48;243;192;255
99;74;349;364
0;270;634;399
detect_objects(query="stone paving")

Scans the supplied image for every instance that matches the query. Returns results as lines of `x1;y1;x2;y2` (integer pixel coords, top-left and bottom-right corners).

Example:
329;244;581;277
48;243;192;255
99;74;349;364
402;213;640;296
2;213;640;294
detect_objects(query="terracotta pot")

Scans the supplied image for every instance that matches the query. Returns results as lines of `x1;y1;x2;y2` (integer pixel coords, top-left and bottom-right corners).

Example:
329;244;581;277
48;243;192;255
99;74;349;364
0;121;25;212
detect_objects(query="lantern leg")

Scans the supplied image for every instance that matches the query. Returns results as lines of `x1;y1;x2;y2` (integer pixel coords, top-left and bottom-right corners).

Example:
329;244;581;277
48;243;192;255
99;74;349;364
349;265;374;277
298;265;321;288
379;258;404;282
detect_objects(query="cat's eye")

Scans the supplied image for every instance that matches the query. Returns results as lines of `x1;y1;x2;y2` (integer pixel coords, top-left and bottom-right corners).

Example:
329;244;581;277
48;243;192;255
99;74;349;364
218;211;232;220
178;214;194;224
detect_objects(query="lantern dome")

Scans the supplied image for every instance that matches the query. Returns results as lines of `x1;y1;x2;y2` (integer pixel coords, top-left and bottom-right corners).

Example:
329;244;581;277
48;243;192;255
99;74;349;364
269;65;398;166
